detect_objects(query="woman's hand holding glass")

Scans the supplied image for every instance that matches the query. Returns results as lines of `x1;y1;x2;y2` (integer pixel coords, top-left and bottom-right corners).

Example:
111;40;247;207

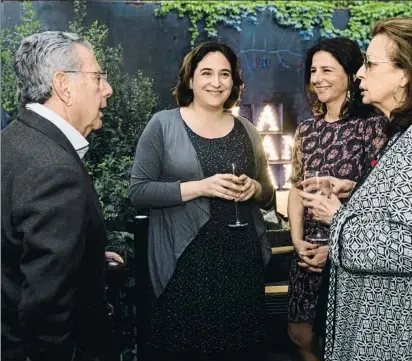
297;173;343;272
200;173;261;202
236;174;261;202
297;243;329;273
302;171;332;242
299;174;344;225
299;191;342;225
301;176;355;200
293;238;325;272
329;177;355;199
200;173;242;200
296;170;331;272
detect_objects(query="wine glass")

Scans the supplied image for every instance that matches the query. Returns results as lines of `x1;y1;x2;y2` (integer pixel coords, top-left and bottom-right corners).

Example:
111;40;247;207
303;170;331;244
228;163;248;228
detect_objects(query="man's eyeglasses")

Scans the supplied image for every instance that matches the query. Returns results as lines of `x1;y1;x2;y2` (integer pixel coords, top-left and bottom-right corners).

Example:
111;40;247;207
362;54;397;71
62;70;108;85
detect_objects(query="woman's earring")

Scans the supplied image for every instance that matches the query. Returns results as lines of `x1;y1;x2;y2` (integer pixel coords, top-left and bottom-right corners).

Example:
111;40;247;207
346;90;351;102
393;85;403;104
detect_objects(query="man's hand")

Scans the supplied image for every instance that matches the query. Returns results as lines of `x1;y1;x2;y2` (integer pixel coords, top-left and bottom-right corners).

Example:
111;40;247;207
105;252;124;265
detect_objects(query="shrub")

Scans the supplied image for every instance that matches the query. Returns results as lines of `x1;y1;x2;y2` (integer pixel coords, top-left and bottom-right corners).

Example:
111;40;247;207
1;0;157;221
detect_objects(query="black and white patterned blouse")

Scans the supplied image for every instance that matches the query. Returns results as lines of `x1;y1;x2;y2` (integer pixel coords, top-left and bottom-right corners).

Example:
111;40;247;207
324;124;412;361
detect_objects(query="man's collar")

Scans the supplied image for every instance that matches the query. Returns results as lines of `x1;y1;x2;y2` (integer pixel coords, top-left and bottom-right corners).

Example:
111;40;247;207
26;103;89;159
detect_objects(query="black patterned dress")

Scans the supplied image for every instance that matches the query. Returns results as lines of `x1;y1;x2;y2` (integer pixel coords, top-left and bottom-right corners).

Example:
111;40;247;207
146;119;267;361
287;114;388;327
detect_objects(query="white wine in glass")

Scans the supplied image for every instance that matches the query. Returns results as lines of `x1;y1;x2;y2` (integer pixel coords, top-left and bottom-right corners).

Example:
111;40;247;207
303;170;331;244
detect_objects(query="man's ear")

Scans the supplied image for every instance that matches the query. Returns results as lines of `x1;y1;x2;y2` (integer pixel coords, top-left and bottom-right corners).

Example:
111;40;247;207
52;71;72;105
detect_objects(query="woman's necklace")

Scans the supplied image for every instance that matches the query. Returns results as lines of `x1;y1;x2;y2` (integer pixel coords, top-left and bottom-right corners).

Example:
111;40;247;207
324;112;340;122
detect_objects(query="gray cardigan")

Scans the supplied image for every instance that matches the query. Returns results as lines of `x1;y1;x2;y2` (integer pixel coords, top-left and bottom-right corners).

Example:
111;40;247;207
129;108;274;297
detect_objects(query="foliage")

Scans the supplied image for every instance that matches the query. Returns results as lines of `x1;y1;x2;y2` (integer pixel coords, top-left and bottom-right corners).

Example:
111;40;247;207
1;1;157;221
69;3;157;358
1;1;157;359
69;0;157;221
105;230;137;361
1;2;42;118
155;1;412;48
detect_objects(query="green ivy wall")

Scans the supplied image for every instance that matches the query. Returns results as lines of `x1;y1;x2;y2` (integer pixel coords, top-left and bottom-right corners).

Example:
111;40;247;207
155;1;412;47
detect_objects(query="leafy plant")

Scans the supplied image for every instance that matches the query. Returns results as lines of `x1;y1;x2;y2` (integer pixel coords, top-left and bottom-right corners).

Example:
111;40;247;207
155;1;412;48
1;1;157;221
68;0;157;221
1;2;42;118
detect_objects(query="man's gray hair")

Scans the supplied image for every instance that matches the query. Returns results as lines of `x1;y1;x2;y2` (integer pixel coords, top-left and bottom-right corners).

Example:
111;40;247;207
13;31;93;106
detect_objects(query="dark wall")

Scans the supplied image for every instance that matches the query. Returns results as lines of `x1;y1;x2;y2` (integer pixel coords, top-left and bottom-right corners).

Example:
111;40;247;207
1;1;337;129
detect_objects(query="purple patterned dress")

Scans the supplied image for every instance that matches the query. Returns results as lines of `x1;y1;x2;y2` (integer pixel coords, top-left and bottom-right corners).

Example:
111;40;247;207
287;114;388;324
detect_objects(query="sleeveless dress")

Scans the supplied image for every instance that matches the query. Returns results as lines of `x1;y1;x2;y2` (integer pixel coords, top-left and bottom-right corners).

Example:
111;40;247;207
146;119;267;361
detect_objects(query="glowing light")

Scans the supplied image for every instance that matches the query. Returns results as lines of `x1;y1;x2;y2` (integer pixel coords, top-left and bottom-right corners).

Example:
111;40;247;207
256;105;279;132
281;135;294;160
267;165;278;189
231;106;240;117
282;164;293;189
262;135;279;161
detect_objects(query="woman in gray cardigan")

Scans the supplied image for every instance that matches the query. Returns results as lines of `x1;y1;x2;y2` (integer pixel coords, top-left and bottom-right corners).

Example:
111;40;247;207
129;41;274;361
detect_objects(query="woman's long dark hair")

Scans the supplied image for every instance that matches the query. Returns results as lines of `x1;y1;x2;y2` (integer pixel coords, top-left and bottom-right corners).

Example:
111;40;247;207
304;37;375;120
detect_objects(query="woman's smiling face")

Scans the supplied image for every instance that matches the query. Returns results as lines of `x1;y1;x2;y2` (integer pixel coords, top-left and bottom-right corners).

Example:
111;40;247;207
310;50;349;108
190;51;233;109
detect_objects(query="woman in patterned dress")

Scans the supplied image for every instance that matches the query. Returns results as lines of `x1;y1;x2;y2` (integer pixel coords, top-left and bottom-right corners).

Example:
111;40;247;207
287;37;388;361
129;41;274;361
300;18;412;361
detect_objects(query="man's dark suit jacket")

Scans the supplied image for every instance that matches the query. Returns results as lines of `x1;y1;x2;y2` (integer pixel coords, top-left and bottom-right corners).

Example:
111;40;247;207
1;109;117;361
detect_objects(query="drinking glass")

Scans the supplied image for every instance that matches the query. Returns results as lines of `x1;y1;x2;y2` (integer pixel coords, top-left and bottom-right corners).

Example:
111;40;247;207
228;163;248;228
303;170;331;244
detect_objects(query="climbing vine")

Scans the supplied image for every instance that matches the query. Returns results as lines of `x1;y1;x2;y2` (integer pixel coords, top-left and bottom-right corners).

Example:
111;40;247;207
155;1;412;48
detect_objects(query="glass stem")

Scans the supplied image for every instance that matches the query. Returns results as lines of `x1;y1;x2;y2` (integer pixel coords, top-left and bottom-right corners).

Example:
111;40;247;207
235;202;240;223
316;221;322;235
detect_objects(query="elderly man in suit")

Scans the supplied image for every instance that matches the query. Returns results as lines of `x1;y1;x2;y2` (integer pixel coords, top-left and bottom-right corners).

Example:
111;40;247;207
1;31;120;361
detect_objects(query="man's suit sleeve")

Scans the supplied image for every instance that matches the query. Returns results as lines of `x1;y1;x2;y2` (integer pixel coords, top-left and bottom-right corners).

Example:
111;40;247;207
13;164;87;361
